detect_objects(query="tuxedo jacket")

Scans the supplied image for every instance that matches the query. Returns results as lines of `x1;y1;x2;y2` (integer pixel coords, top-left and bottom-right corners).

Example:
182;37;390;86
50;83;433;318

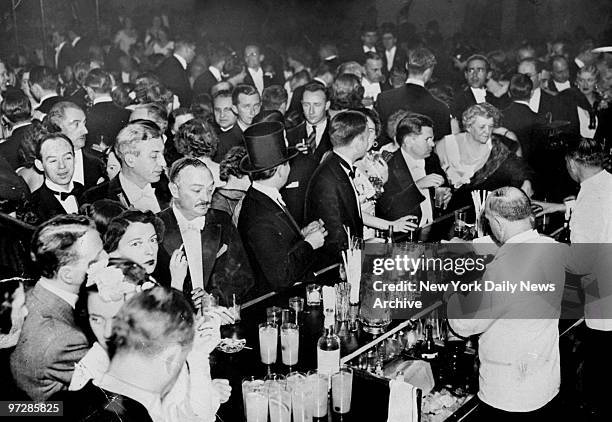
377;150;447;222
451;86;506;121
85;101;131;148
67;87;89;112
536;89;558;119
376;83;451;141
304;153;363;270
238;187;315;294
193;69;221;97
555;88;600;136
56;44;75;71
280;152;320;227
243;68;274;92
10;283;89;401
155;207;254;306
213;124;244;163
81;150;108;189
381;47;407;76
0;123;32;170
501;102;543;162
35;95;65;116
31;181;84;224
71;37;91;63
156;55;192;107
80;173;171;210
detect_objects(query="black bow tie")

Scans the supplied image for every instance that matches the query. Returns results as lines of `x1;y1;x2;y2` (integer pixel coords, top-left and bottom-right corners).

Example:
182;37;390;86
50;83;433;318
338;158;356;179
52;190;76;201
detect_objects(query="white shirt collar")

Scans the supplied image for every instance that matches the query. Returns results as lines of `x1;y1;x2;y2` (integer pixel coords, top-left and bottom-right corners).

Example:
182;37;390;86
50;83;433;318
252;182;285;206
93;95;113;105
208;66;222;82
324;55;337;61
119;172;154;198
174;54;188;70
237;119;249;132
71;37;81;47
386;45;396;55
72;148;84;185
504;229;540;244
529;87;541;113
400;147;425;169
313;77;328;87
307;118;327;136
514;99;531;107
405;77;425;87
11;121;31;131
172;203;206;230
97;372;162;416
39;93;59;104
334;150;354;167
45;178;74;193
55;41;67;53
248;66;263;76
39;279;78;308
553;80;571;92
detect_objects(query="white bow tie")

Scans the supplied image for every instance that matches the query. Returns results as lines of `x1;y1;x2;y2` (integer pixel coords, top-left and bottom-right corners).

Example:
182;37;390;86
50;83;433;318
132;185;156;202
184;217;206;232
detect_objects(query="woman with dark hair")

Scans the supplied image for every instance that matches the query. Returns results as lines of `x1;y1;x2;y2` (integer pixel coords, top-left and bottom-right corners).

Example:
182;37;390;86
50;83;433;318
0;277;29;398
329;73;365;118
174;119;222;186
15;120;45;192
79;199;127;236
210;146;251;225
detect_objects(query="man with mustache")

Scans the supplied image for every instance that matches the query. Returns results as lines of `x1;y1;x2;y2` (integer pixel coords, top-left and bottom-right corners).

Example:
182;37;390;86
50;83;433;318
157;157;254;307
44;101;106;189
81;121;171;212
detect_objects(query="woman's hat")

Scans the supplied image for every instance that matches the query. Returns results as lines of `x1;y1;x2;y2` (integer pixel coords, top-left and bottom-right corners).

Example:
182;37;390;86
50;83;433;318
240;121;299;173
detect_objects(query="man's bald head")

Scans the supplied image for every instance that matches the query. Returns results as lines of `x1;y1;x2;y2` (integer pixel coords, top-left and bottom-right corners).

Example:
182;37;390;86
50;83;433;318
485;186;533;222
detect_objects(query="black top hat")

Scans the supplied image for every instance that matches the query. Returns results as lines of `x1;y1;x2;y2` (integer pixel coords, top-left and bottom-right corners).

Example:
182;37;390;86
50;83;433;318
240;121;299;173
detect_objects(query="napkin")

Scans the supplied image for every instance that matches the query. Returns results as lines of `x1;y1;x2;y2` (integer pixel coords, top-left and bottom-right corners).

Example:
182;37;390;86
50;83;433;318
387;378;419;422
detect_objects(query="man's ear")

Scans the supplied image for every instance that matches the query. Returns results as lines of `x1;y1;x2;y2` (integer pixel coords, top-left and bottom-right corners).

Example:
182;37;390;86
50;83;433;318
57;265;74;287
325;100;331;112
259;54;265;63
231;105;239;116
160;343;183;375
123;153;136;169
34;159;44;173
168;181;179;199
486;70;493;81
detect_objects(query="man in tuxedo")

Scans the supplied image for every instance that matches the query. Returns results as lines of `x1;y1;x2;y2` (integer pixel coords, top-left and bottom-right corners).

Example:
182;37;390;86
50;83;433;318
377;47;451;140
362;52;387;108
67;25;89;62
451;55;505;120
83;68;130;151
239;121;326;294
29;66;64;120
45;101;106;189
212;90;243;162
347;23;378;63
377;113;447;226
157;157;254;305
11;214;107;401
156;39;196;107
31;133;84;223
243;44;274;96
501;74;542;164
51;29;75;73
283;82;332;225
0;88;32;169
305;111;369;270
517;58;558;118
81;121;171;211
232;83;261;132
380;22;406;77
193;45;230;97
548;55;573;93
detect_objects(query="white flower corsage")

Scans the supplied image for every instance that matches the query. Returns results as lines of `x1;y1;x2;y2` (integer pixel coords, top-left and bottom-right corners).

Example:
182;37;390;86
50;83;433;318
86;265;155;302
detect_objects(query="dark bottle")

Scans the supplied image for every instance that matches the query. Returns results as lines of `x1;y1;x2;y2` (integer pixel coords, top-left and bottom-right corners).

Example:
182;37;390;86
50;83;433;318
558;219;571;243
421;324;438;359
386;224;394;244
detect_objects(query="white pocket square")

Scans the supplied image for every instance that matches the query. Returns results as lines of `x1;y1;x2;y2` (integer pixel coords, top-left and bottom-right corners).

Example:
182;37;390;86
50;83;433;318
285;181;299;189
216;244;228;258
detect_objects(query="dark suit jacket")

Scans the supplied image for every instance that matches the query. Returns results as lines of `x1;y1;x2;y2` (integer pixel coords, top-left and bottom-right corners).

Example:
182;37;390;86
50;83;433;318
286;119;332;164
377;150;447;222
31;182;84;224
156;55;192;107
10;283;89;401
56;44;75;71
451;87;506;120
304;153;363;270
213;124;244;163
382;48;407;75
0;123;32;170
80;173;171;210
66;87;89;111
193;69;221;97
376;83;451;141
85;101;131;148
286;84;307;116
155;207;254;305
243;68;274;92
36;95;64;116
82;150;108;189
238;187;315;294
71;37;90;62
537;89;558;119
501;102;543;162
280;152;320;227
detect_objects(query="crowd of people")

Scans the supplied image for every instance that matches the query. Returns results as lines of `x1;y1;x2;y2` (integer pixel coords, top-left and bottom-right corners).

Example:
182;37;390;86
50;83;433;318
0;6;611;422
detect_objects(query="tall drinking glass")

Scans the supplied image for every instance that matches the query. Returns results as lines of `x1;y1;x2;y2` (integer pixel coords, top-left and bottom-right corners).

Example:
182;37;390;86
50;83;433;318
268;381;291;422
289;373;313;422
244;382;268;422
259;322;278;374
242;377;265;412
307;370;329;419
280;323;299;370
331;366;353;415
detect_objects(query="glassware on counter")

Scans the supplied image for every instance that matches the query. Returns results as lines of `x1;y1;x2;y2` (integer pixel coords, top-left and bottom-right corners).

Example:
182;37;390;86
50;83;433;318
306;284;322;306
244;381;268;422
331;365;353;415
259;322;278;373
307;370;329;418
267;378;291;422
280;323;299;370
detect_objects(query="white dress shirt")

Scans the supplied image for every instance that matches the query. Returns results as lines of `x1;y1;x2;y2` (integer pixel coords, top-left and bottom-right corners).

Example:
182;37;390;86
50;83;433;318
39;279;78;308
92;95;113;105
121;71;131;84
385;46;396;72
173;205;206;291
174;53;187;70
252;182;286;210
361;77;381;103
401;148;433;226
362;45;376;53
306;119;328;149
73;149;85;186
71;36;81;47
471;87;487;104
208;66;222;82
405;77;425;87
553;80;571;92
247;67;265;95
119;172;161;213
528;88;542;113
577;106;597;139
568;170;612;330
45;179;79;213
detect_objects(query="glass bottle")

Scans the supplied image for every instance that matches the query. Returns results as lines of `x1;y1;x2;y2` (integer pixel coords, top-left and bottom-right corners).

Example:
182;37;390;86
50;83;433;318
317;312;340;376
